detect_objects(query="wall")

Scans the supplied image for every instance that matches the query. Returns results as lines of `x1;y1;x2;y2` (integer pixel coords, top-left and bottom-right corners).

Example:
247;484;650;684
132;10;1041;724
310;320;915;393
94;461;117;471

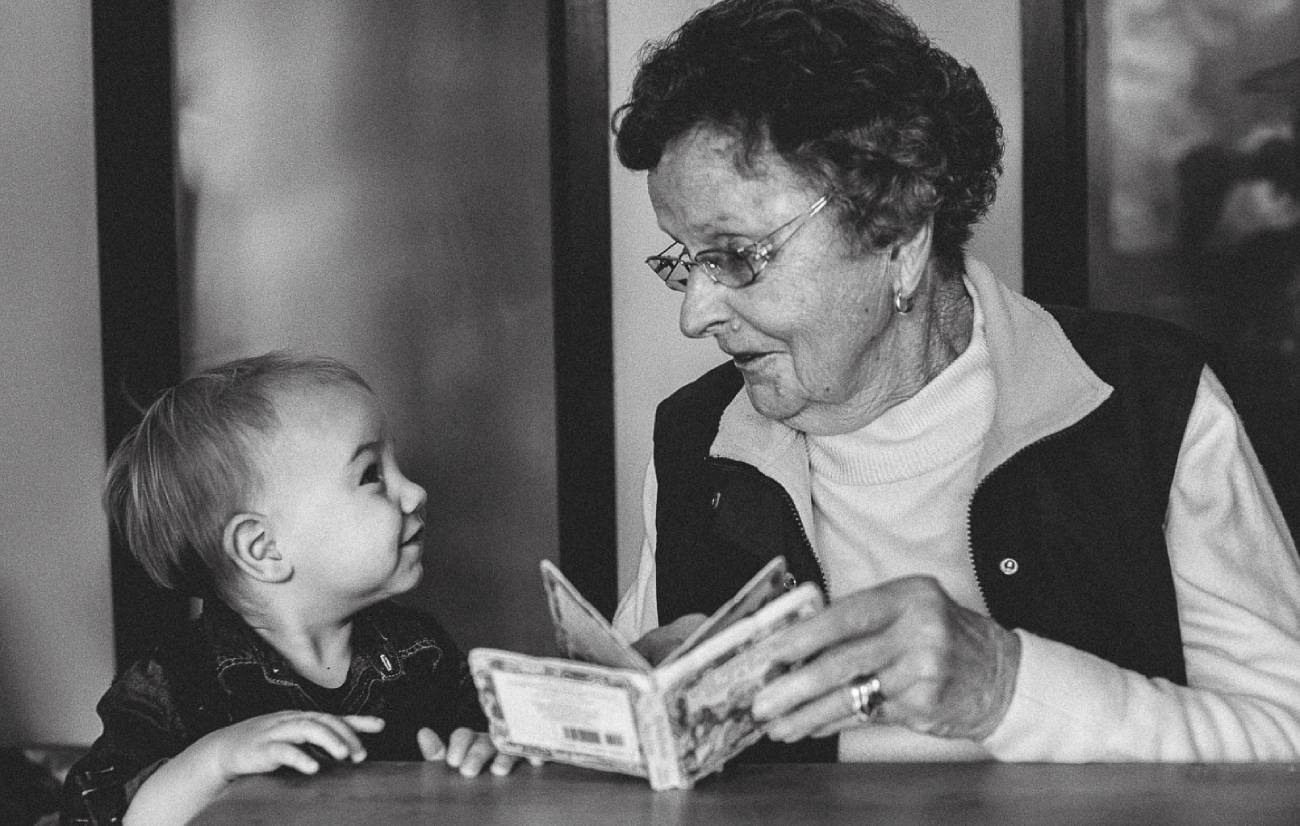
174;0;557;656
609;0;1025;591
0;1;115;745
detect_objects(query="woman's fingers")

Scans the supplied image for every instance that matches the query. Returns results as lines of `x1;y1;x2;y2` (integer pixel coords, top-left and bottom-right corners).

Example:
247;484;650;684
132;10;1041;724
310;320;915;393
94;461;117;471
764;682;861;742
752;584;907;722
757;581;907;666
755;639;890;727
753;576;1021;741
632;613;708;665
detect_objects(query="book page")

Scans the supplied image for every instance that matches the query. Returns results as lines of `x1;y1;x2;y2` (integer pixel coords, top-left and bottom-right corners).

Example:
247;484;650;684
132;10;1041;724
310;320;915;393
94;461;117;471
540;559;650;671
469;648;652;778
659;556;792;667
653;583;825;784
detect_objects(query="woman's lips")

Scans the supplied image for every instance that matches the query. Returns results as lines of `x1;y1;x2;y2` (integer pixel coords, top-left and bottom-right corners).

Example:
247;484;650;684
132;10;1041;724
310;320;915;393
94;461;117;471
402;526;424;546
732;351;770;367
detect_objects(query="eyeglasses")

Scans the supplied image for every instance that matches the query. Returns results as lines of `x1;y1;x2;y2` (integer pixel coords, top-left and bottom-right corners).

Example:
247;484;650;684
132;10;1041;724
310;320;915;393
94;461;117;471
646;194;831;292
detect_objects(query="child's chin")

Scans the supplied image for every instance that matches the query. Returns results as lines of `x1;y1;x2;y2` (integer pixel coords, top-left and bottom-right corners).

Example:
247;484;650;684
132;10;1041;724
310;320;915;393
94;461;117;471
405;559;425;584
391;558;424;593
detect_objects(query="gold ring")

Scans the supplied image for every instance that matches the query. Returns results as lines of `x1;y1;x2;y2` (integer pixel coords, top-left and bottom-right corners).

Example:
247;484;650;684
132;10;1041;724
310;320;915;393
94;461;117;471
848;675;883;723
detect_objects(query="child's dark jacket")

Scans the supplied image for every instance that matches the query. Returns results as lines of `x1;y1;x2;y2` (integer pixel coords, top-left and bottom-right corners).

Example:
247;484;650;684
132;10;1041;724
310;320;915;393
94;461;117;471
60;598;485;824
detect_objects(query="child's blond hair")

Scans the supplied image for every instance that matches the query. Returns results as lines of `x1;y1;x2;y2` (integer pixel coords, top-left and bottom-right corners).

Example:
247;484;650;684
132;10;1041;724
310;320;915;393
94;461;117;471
104;352;371;597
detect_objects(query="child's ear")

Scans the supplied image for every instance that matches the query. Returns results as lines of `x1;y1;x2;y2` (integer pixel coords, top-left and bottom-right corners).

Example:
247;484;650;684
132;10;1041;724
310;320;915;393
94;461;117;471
223;513;292;583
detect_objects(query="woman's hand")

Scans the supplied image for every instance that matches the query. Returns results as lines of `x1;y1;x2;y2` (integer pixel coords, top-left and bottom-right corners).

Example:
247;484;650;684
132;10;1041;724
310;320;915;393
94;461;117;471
631;613;708;665
751;576;1020;742
418;727;518;777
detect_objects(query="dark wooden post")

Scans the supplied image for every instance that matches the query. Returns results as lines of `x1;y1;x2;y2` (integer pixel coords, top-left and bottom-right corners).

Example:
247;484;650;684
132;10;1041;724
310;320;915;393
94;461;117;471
1021;0;1090;307
549;0;618;616
92;0;190;664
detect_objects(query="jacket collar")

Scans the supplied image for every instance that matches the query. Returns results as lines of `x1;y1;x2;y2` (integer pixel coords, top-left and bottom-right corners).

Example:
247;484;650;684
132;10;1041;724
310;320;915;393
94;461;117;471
709;259;1113;525
202;598;411;684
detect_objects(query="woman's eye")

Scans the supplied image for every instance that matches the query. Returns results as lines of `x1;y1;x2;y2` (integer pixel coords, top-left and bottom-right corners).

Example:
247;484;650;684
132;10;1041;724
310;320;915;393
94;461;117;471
360;463;384;485
696;253;725;273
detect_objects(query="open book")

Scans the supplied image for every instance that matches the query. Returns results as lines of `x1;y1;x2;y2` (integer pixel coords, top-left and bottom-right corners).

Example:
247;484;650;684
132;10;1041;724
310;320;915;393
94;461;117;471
468;556;824;790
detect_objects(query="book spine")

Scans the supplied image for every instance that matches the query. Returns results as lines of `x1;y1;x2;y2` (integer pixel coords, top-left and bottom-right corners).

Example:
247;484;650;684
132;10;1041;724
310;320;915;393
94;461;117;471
636;690;687;790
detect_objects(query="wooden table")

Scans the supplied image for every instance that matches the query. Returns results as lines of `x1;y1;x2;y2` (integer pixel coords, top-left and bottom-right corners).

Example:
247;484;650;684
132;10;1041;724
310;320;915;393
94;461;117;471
190;760;1300;825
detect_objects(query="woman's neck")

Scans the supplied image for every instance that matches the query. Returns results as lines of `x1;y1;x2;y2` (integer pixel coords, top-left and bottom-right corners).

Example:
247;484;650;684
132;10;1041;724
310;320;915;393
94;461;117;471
921;275;974;382
802;270;974;436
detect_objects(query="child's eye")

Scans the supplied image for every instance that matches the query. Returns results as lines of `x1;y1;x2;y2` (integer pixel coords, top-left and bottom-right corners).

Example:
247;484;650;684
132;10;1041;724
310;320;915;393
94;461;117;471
360;462;384;486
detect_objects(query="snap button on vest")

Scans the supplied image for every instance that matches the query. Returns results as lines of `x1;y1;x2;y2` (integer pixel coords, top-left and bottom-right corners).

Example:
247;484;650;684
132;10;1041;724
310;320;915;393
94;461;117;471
710;491;722;510
999;557;1019;575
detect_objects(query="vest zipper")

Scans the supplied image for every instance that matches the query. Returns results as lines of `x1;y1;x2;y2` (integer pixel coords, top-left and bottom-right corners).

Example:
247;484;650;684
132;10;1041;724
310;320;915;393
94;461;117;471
786;492;830;597
712;457;829;597
964;429;1067;617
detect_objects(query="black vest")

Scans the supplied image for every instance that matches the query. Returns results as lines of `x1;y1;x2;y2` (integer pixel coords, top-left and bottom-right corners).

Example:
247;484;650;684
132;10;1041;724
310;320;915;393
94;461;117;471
653;307;1206;762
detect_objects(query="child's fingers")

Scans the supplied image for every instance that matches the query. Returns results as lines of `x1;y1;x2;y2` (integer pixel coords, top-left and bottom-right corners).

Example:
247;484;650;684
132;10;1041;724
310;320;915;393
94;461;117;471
297;714;369;763
490;751;518;776
267;714;366;764
455;734;498;777
416;727;447;761
444;727;476;768
266;740;324;775
341;714;387;734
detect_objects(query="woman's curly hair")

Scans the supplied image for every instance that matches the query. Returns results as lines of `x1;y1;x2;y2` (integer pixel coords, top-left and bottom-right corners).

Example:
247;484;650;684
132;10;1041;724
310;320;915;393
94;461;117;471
613;0;1004;276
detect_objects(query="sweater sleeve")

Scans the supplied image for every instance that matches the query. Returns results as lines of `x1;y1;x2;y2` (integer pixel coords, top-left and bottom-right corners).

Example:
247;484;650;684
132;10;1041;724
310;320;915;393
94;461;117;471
983;366;1300;760
612;460;662;639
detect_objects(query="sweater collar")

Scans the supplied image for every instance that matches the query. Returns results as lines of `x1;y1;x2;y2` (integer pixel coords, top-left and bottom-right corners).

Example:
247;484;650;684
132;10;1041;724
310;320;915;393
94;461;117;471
964;259;1112;474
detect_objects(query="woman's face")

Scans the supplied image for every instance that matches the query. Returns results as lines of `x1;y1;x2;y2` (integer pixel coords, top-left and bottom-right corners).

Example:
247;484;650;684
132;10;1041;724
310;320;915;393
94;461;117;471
647;125;905;435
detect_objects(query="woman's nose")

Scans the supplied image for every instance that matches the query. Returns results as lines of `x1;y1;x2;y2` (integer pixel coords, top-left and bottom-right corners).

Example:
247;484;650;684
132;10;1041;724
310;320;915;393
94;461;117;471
678;270;731;339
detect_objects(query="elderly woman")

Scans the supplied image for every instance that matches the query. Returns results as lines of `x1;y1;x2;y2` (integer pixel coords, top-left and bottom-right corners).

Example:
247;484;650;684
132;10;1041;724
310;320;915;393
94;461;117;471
610;0;1300;763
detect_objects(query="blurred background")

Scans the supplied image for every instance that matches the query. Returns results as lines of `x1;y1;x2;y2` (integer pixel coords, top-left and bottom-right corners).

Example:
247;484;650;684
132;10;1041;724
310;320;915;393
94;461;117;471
1088;0;1299;387
3;0;1021;759
172;0;557;663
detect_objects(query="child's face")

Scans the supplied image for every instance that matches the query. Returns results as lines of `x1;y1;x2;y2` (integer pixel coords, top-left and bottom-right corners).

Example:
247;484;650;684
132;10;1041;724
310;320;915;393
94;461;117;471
257;382;428;611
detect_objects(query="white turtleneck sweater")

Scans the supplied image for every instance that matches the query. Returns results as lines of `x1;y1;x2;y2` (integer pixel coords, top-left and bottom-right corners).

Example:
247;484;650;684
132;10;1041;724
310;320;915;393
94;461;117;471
807;315;996;760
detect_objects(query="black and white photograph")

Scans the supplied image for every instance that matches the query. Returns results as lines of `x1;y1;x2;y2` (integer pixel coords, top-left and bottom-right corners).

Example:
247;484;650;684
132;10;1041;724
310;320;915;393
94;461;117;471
3;2;1299;823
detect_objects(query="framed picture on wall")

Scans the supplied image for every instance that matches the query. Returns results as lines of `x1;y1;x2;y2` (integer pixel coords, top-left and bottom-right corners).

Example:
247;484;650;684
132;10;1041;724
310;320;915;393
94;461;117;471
1022;0;1300;533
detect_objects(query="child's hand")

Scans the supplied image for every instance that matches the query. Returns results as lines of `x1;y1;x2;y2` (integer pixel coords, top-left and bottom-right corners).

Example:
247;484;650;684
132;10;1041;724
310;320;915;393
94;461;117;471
417;726;518;777
198;711;385;779
123;712;386;826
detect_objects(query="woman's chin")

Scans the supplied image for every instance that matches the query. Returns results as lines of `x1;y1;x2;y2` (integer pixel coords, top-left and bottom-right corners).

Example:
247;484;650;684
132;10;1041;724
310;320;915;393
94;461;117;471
743;382;806;424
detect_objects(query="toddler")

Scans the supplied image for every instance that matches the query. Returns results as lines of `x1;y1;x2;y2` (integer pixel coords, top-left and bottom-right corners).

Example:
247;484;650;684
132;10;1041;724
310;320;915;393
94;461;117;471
62;353;513;825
